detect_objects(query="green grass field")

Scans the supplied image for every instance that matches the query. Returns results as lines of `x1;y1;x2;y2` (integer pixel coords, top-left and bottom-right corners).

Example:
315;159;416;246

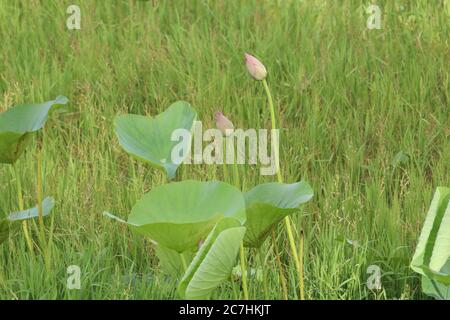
0;0;448;300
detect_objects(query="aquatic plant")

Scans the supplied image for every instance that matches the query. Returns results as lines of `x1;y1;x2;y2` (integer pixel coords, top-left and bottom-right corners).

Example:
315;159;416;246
114;101;196;180
411;187;450;299
0;96;68;251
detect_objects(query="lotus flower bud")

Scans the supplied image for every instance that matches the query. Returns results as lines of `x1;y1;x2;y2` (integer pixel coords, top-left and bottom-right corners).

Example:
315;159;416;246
244;53;267;81
215;111;234;136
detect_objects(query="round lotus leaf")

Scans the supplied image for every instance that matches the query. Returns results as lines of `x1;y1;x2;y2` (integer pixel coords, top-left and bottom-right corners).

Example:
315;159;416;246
106;180;246;253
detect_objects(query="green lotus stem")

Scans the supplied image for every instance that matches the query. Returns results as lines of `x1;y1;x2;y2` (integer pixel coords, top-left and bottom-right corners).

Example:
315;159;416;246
271;231;288;300
14;164;33;252
239;243;249;300
262;79;282;182
262;78;304;300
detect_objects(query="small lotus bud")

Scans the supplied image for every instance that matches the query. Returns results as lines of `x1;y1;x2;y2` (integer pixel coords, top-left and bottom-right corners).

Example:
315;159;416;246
244;53;267;81
215;111;234;136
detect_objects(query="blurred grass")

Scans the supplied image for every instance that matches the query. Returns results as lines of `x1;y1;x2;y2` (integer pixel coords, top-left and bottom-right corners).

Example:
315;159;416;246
0;0;448;299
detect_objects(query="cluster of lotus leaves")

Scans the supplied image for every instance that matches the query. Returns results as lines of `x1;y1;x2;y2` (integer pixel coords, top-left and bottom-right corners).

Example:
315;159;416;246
0;197;55;245
411;187;450;299
108;101;314;299
114;101;197;180
0;96;69;164
105;179;313;299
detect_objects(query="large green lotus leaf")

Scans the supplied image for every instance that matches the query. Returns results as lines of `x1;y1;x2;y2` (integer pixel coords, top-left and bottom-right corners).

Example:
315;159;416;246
104;180;246;253
422;260;450;299
178;218;245;299
0;197;55;245
411;187;450;278
243;181;313;248
0;96;69;164
114;101;196;180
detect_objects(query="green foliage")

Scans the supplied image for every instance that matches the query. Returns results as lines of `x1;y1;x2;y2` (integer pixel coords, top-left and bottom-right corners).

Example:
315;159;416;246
104;180;246;253
244;182;313;247
0;96;68;164
154;245;194;277
114;101;196;180
0;197;55;245
0;0;448;300
422;261;450;300
411;187;450;298
178;218;245;299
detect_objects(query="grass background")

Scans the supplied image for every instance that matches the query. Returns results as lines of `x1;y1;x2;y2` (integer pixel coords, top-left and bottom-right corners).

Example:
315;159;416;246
0;0;448;299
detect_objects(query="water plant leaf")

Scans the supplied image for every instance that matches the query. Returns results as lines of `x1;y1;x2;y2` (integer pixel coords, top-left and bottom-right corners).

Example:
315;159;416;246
155;245;194;277
420;264;450;285
0;197;55;245
411;187;450;279
243;181;313;248
114;101;196;180
104;180;246;253
422;260;450;299
178;218;245;299
0;96;69;164
8;197;55;221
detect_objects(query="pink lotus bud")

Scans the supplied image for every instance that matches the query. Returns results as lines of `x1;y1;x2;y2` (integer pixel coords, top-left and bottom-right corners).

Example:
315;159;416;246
215;111;234;136
244;53;267;81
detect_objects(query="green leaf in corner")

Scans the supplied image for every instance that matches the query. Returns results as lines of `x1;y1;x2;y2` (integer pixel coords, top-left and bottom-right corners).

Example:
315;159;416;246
0;96;69;164
411;187;450;277
422;260;450;299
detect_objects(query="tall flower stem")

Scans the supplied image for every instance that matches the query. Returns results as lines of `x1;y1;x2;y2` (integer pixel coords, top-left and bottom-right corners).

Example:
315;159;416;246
262;78;304;300
14;164;33;252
